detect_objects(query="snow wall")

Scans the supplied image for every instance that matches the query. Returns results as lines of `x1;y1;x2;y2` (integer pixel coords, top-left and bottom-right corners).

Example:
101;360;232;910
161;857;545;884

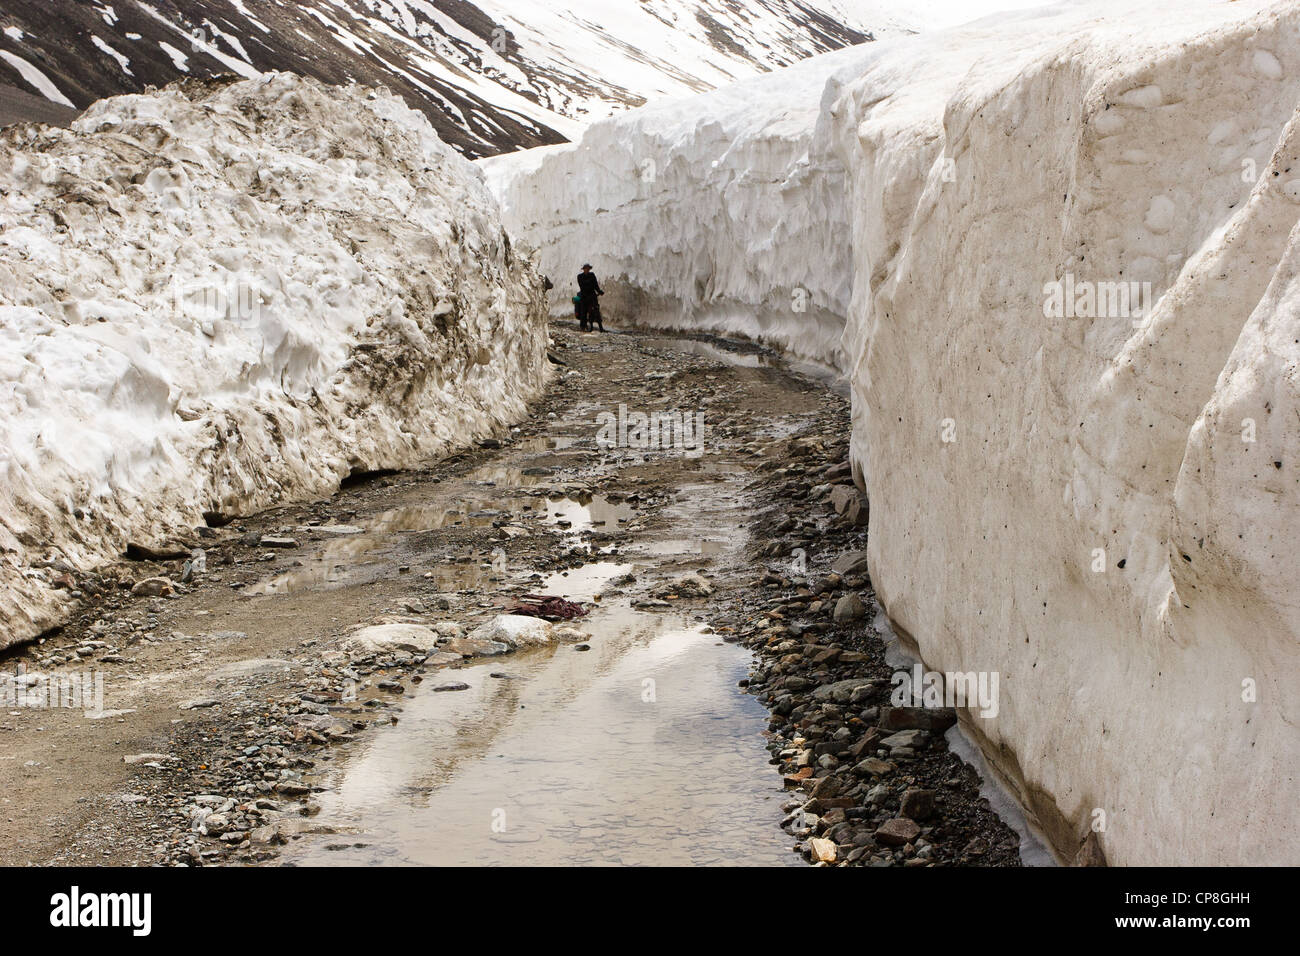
484;0;1300;865
0;73;550;648
479;44;869;370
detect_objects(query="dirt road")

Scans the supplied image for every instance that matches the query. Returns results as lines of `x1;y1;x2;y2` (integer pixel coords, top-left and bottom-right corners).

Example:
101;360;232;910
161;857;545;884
0;323;1025;866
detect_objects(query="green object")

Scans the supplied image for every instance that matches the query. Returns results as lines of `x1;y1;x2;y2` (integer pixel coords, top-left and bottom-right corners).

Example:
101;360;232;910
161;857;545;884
572;295;581;304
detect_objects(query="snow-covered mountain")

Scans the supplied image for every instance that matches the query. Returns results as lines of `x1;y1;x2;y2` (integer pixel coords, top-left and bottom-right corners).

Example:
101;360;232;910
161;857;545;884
0;0;913;156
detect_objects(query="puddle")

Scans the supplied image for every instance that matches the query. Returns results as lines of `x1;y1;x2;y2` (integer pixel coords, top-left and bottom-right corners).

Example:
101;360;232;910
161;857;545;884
249;499;533;596
643;335;847;394
367;501;530;531
539;561;634;600
465;464;549;487
510;435;577;452
545;495;635;533
246;535;401;596
280;607;795;866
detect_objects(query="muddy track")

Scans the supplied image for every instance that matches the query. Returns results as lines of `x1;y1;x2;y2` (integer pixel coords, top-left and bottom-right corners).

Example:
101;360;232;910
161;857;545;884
0;322;1024;867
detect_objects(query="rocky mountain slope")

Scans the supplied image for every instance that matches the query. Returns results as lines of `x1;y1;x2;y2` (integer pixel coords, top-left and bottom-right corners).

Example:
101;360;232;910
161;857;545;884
0;0;911;156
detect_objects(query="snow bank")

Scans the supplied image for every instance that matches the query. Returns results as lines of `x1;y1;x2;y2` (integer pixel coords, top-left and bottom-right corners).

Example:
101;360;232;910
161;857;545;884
0;73;550;647
827;0;1300;866
487;0;1300;864
479;44;871;369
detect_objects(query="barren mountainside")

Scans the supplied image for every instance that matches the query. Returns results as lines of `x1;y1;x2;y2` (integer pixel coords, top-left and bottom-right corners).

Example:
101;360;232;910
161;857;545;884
0;0;909;156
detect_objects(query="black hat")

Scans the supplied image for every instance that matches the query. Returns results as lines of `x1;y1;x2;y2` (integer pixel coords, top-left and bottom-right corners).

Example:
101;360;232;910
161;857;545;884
581;263;592;269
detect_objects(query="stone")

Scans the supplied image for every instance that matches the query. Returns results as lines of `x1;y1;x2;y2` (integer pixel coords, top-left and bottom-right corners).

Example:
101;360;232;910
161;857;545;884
652;574;714;598
830;551;870;576
259;536;299;549
808;775;841;799
829;484;858;514
833;593;866;622
803;796;854;814
808;837;838;863
178;698;220;710
878;706;958;732
442;637;509;657
812;678;871;704
345;623;438;655
432;682;470;692
123;753;171;764
468;614;554;649
900;788;937;820
875;817;921;847
880;728;927;751
853;757;894;776
130;577;174;597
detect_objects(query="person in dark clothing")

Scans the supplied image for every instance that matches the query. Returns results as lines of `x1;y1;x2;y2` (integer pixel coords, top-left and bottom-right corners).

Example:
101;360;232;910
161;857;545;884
576;264;604;332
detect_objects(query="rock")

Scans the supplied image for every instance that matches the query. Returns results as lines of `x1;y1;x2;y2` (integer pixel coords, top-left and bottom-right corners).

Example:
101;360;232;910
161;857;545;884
423;650;464;666
832;593;866;622
552;626;591;644
808;837;838;863
430;621;466;639
130;577;174;597
808;775;841;799
812;678;871;704
880;729;927;751
345;623;438;655
442;637;509;658
852;757;894;777
803;796;855;814
900;788;937;820
259;536;299;548
467;614;554;649
178;698;220;710
844;496;869;527
878;706;958;732
830;486;869;526
829;484;858;514
123;753;171;764
432;681;470;692
830;551;870;576
875;817;921;847
652;574;714;598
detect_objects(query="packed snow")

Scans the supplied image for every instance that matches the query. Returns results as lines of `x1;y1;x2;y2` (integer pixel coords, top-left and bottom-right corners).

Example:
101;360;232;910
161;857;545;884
0;73;550;648
485;0;1300;865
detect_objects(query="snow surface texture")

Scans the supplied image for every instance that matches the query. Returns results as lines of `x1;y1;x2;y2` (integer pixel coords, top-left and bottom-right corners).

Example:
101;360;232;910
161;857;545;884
0;73;550;647
487;0;1300;865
